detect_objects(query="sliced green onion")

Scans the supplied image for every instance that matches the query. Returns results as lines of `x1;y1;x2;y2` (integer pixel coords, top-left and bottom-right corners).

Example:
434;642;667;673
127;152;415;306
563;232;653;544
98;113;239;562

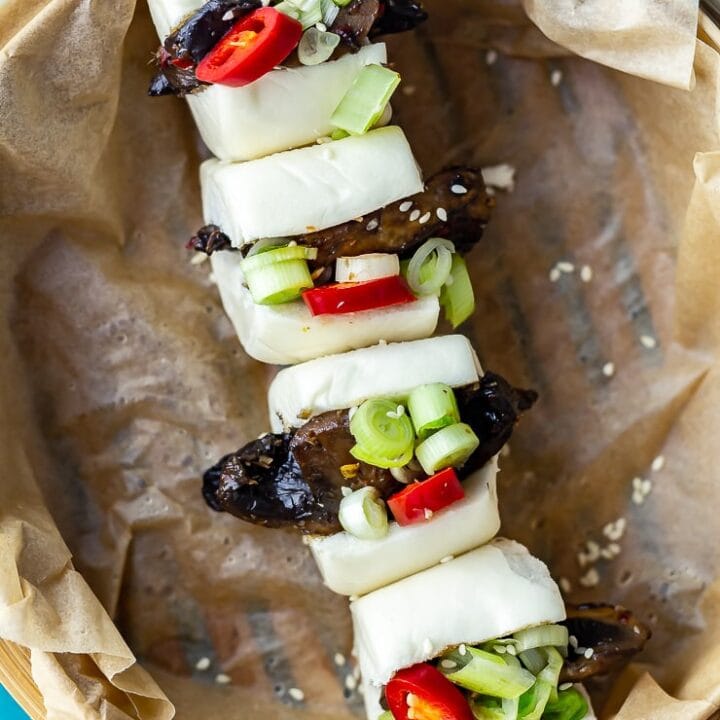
331;128;349;141
542;688;589;720
350;399;415;468
332;0;353;5
407;383;461;440
470;696;510;720
441;647;535;699
245;237;290;257
538;647;564;693
244;259;313;304
351;442;413;469
338;486;388;540
335;253;400;283
512;625;569;653
331;64;401;135
517;680;553;720
414;422;479;475
241;244;317;274
518;648;545;675
440;253;475;328
298;27;340;65
406;238;455;296
321;0;340;25
274;1;302;19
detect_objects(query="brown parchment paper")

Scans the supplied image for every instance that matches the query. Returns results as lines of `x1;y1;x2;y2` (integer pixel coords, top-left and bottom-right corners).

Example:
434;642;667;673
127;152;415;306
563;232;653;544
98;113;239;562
2;1;720;719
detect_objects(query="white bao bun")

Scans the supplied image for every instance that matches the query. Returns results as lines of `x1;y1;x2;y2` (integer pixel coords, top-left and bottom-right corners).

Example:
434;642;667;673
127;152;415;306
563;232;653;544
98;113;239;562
351;539;566;686
201;126;424;246
309;456;500;597
146;0;391;162
267;334;482;432
210;253;439;366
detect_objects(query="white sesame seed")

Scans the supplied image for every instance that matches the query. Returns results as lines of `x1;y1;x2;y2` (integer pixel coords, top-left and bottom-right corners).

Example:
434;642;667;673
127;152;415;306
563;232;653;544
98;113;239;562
222;9;235;21
550;69;563;86
486;49;498;65
366;218;379;232
345;675;357;691
419;211;431;225
608;542;621;556
586;540;600;562
440;659;457;669
315;21;327;31
559;682;573;691
559;577;572;594
288;688;305;701
215;673;231;685
341;486;352;497
334;653;346;667
424;508;433;519
459;644;467;656
603;518;626;541
422;638;433;655
506;645;517;656
632;490;645;505
549;267;561;282
399;200;413;212
580;265;593;282
579;568;600;587
602;362;615;377
494;645;507;654
640;334;657;349
600;548;614;560
641;478;653;494
409;209;421;222
195;657;211;671
190;252;208;265
584;648;595;659
436;207;448;222
450;184;467;195
574;646;587;655
651;455;665;472
481;164;516;192
632;477;644;490
440;555;454;564
569;635;578;649
557;261;575;273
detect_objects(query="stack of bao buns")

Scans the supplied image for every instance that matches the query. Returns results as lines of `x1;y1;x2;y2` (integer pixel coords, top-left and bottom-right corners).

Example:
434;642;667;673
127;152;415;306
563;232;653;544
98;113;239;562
144;3;638;718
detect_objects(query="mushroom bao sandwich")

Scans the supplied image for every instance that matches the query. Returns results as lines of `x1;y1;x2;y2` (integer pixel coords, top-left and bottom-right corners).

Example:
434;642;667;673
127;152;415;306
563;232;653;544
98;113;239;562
148;0;494;365
145;2;653;718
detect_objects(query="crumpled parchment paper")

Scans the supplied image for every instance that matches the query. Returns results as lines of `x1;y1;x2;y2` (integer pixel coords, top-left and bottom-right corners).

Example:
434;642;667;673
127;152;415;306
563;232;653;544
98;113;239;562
0;0;718;719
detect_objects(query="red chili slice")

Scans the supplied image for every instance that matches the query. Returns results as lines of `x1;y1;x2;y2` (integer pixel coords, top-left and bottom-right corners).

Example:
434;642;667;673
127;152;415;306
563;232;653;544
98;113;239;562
302;275;416;316
386;663;473;720
195;8;302;87
387;467;465;526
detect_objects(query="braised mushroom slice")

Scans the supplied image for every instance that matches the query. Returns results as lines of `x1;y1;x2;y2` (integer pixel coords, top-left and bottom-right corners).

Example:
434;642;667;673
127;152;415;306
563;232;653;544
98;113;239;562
560;603;652;682
457;372;538;475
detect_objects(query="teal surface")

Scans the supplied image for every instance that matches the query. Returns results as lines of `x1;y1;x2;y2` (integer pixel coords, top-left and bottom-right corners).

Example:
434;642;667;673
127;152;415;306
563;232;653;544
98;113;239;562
0;684;30;719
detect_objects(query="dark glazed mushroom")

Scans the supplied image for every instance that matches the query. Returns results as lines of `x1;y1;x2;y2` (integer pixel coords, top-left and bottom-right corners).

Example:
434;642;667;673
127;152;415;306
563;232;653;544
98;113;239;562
189;166;493;260
149;0;262;97
560;603;652;682
202;371;535;533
